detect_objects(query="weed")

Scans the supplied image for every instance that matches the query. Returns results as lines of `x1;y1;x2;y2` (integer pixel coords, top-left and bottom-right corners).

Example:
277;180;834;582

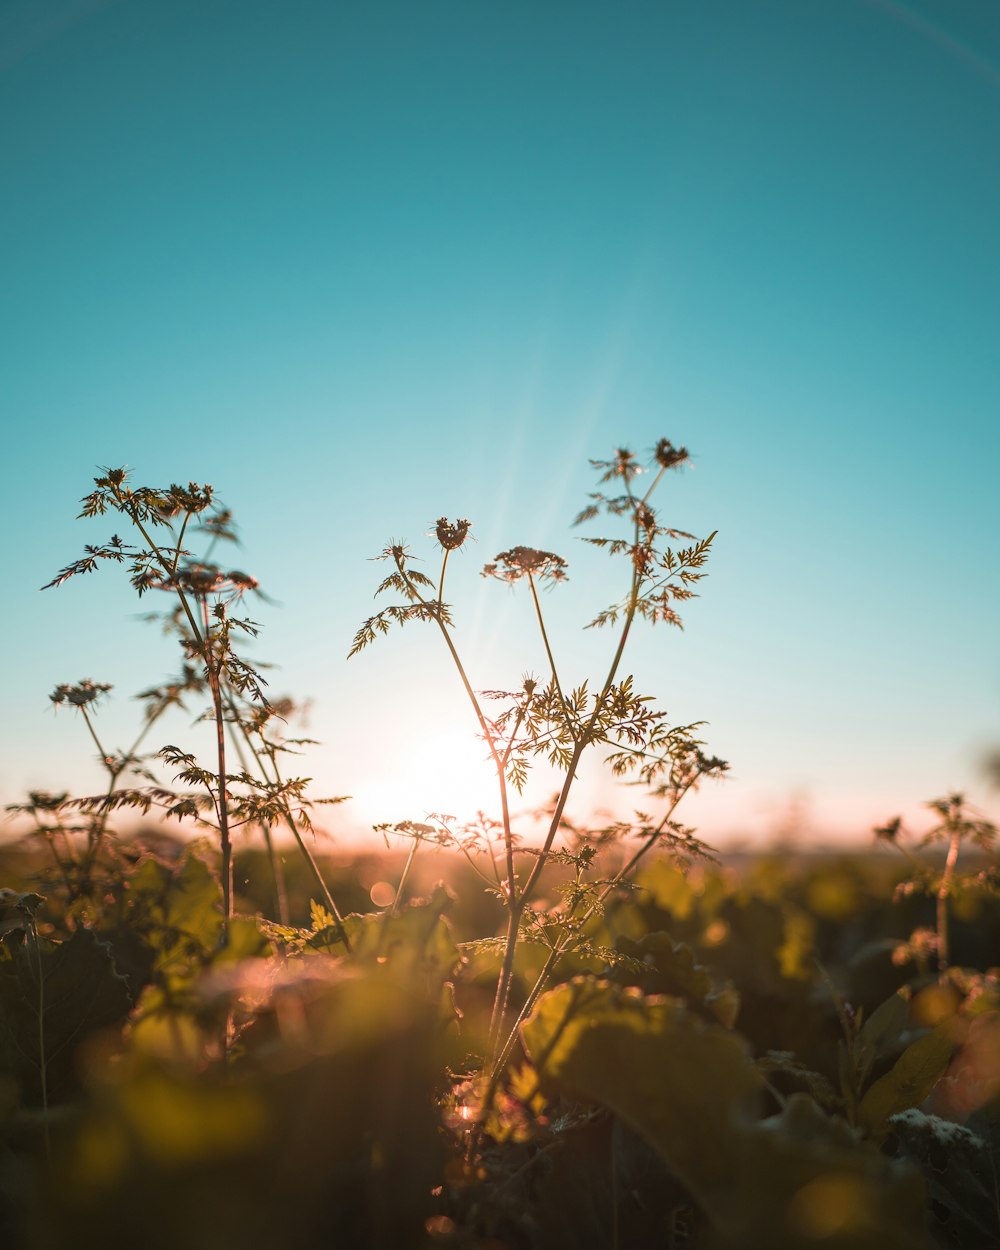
27;470;348;942
876;794;998;977
350;439;726;1107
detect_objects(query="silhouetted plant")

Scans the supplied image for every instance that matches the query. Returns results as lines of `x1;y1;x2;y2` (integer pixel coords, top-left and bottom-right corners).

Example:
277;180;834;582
876;793;998;976
351;439;727;1105
34;469;348;942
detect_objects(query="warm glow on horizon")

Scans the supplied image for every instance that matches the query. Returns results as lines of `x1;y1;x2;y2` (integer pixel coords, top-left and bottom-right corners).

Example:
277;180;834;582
351;727;501;830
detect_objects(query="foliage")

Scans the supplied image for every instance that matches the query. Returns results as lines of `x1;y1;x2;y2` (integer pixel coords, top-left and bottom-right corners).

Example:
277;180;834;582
1;439;998;1248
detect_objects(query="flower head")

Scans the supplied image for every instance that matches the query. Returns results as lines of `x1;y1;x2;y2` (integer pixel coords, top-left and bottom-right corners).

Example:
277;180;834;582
50;680;112;709
653;439;690;471
434;517;472;551
482;546;568;584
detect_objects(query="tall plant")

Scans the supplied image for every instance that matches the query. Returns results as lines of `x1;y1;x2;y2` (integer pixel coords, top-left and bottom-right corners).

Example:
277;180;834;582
350;439;727;1091
38;470;347;942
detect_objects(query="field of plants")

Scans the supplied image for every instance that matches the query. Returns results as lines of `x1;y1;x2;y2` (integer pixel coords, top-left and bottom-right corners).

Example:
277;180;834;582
2;442;998;1249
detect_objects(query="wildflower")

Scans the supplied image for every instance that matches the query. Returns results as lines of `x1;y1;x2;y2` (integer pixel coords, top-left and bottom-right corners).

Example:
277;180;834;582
873;816;902;843
434;517;472;551
482;547;568;584
155;564;259;597
156;482;215;518
50;680;112;708
27;791;68;810
653;439;690;470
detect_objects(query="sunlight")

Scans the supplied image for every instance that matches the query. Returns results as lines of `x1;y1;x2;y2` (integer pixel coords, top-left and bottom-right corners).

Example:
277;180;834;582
354;728;500;828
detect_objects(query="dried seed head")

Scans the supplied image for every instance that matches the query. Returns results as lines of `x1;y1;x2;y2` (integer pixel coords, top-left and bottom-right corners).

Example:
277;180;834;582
435;517;472;551
50;680;113;708
483;546;568;583
874;816;902;843
161;482;215;516
654;439;690;470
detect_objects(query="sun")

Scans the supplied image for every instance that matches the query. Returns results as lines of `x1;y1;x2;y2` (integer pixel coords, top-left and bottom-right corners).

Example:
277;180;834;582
354;727;500;827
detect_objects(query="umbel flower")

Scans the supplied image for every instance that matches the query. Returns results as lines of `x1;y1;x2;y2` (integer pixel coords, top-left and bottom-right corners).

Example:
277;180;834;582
50;680;112;709
654;439;689;470
131;563;259;598
482;547;568;584
435;518;472;551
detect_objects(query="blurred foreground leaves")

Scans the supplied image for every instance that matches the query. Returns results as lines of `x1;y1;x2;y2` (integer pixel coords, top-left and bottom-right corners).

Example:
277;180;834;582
0;843;999;1249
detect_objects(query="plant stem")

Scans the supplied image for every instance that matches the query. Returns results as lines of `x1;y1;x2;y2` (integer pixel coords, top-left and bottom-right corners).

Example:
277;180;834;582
397;549;516;886
527;573;572;734
78;705;108;772
484;774;703;1107
202;599;233;941
29;921;51;1162
392;835;421;915
937;826;962;976
222;697;290;925
486;511;650;1051
219;682;347;940
269;753;351;948
115;499;204;648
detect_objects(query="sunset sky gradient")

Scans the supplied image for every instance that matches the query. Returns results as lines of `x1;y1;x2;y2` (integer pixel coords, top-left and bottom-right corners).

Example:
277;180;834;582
3;0;999;847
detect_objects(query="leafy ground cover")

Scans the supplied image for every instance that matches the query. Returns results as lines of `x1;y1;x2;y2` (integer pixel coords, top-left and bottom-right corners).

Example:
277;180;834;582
1;837;998;1249
2;442;998;1248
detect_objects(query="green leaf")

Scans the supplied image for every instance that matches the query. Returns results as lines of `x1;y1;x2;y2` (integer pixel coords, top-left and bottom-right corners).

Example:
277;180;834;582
855;989;910;1089
633;858;697;919
522;979;936;1248
106;850;223;981
611;931;740;1028
723;1094;936;1250
521;977;762;1199
858;1018;958;1140
0;928;131;1106
339;886;461;990
213;917;271;964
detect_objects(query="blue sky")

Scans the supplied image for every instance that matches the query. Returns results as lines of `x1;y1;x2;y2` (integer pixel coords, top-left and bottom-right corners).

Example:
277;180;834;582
3;0;999;848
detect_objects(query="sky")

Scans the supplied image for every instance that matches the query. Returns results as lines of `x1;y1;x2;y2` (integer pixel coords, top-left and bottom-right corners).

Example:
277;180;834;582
3;0;999;852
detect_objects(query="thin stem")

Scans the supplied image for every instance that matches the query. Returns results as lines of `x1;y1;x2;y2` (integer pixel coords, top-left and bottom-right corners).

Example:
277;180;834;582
396;550;528;1048
488;906;523;1054
268;751;351;948
484;775;703;1107
220;680;346;937
486;476;674;1064
516;512;646;909
392;836;421;915
171;511;192;575
34;818;72;882
639;464;668;507
77;706;108;769
456;841;501;890
76;705;119;880
937;826;962;976
527;574;573;737
486;513;647;1047
223;695;289;925
113;497;204;647
30;920;51;1162
517;745;584;905
202;599;232;942
395;551;516;877
78;692;177;890
499;702;529;775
